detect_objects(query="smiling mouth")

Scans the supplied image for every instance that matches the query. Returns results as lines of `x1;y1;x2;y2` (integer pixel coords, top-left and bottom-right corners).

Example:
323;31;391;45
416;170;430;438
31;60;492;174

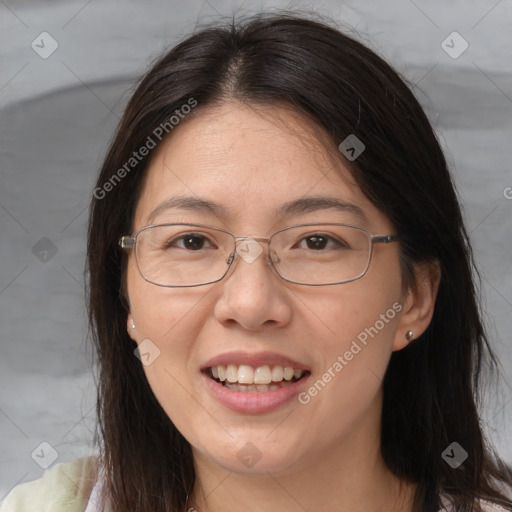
205;364;310;393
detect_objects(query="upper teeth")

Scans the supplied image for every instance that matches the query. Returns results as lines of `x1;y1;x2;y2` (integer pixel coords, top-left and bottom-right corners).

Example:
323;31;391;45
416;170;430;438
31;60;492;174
211;364;304;384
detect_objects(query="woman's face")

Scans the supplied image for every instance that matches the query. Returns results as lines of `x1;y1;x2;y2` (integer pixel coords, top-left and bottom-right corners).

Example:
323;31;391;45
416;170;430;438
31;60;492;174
126;101;411;476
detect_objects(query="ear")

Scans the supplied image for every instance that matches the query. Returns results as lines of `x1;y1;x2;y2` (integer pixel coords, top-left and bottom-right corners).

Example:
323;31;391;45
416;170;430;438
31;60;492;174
393;260;441;351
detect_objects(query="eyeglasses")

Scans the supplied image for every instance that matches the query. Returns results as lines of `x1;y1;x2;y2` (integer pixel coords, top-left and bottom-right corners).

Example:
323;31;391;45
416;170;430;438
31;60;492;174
119;223;399;287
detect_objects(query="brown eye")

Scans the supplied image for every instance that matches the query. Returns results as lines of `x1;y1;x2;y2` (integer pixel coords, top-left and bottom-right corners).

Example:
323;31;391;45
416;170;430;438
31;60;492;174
165;233;215;251
297;234;348;251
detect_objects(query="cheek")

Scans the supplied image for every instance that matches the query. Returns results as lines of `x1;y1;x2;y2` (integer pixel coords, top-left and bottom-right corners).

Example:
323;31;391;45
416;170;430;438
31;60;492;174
295;290;401;435
298;280;402;407
126;260;199;399
127;257;194;340
126;281;210;434
302;279;401;354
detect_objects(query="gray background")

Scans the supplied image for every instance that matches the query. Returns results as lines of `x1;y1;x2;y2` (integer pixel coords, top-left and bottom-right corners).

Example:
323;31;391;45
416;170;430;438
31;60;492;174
1;0;511;500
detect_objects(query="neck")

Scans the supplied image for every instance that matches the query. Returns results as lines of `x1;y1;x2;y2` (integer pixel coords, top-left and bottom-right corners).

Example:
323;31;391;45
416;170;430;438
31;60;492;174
189;392;417;512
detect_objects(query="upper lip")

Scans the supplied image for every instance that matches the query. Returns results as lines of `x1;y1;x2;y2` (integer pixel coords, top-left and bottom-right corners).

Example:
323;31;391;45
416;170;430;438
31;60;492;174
201;351;311;371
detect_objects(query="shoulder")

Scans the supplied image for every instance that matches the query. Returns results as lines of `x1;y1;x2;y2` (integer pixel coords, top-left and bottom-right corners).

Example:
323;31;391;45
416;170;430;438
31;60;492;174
455;495;512;511
440;482;512;511
479;480;512;512
0;455;99;512
439;500;511;512
478;500;512;512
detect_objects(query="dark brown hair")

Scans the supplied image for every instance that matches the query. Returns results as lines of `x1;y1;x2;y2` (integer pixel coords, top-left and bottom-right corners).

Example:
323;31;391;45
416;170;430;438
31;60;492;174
87;12;512;512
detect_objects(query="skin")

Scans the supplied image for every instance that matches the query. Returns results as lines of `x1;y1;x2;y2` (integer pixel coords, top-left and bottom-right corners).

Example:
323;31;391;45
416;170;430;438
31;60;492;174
126;101;441;512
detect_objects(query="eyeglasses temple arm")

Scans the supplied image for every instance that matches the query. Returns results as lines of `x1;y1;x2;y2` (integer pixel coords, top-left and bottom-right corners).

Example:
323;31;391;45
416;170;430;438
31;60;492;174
372;235;400;244
119;236;136;249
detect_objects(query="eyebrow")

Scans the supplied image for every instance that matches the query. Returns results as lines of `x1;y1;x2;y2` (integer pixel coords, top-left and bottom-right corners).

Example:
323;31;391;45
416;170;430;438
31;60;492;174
145;195;368;225
278;196;368;223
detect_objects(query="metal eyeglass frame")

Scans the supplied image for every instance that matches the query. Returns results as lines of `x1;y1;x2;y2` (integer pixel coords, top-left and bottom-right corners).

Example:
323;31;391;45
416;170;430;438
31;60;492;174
118;222;400;287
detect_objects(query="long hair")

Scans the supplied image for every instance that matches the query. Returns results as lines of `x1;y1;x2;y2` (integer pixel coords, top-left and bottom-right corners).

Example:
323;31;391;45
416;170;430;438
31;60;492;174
87;12;512;512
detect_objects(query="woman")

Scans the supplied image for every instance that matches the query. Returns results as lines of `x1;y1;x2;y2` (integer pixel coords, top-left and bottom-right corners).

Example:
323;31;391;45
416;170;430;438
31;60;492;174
2;12;511;512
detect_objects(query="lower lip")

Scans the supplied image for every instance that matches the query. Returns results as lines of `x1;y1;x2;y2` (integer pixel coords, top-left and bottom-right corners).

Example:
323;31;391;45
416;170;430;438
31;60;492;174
201;371;311;414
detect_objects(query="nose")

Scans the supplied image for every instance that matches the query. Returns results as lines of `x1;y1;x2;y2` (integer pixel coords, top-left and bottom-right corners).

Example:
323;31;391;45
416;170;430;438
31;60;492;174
213;238;292;331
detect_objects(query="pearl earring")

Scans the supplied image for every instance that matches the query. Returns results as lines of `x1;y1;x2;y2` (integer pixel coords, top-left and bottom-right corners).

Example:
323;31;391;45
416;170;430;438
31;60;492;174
406;330;414;341
131;321;136;330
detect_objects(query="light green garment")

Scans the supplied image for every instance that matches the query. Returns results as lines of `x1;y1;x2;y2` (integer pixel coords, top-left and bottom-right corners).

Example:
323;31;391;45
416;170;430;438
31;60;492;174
0;456;98;512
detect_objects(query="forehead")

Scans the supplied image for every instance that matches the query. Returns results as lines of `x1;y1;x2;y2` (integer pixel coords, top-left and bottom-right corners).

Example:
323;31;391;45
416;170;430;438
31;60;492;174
133;102;386;231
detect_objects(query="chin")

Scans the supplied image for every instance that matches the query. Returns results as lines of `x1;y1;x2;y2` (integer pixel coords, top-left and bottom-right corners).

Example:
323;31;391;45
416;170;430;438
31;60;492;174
191;431;306;475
